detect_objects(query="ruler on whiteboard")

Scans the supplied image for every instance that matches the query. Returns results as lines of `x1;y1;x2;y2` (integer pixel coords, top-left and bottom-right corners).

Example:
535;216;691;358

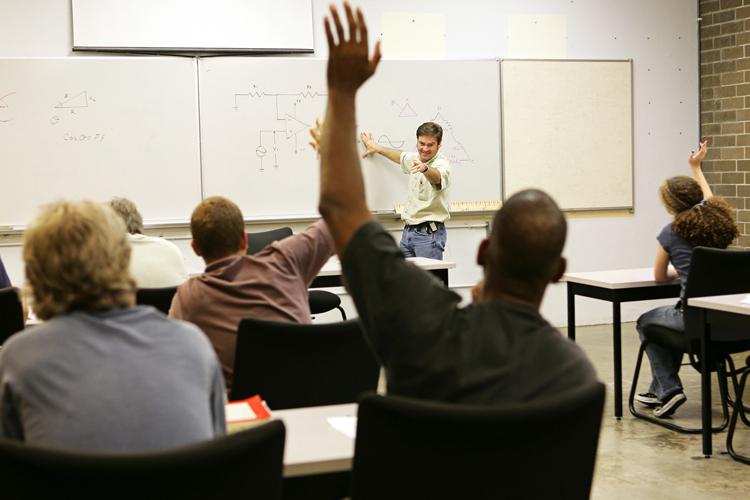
394;200;502;215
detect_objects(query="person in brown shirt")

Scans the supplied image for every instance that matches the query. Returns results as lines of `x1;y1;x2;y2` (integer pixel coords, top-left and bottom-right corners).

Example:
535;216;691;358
169;196;335;391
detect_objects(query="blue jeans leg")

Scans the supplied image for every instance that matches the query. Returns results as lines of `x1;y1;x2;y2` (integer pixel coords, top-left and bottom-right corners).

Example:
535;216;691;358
635;305;685;400
400;224;446;260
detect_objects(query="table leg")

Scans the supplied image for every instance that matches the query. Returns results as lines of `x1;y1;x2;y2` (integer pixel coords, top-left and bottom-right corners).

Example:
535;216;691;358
700;310;712;457
613;301;622;419
567;284;576;341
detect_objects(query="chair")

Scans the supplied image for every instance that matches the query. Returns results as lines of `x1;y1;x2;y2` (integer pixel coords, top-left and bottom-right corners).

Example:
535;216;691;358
247;226;345;320
135;286;177;315
230;317;379;409
629;247;750;433
350;382;606;500
0;287;24;345
727;354;750;464
0;420;285;497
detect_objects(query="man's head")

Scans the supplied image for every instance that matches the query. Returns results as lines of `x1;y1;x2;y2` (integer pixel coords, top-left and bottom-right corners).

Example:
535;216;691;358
109;197;144;234
23;201;135;320
415;122;443;163
190;196;247;264
477;189;567;307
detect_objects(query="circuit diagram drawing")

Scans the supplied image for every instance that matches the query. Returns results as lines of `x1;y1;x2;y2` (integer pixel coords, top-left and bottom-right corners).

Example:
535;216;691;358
50;91;96;125
370;99;474;167
0;92;15;123
232;84;326;172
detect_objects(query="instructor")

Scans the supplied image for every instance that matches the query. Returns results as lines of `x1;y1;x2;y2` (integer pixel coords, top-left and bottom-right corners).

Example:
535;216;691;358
360;123;451;260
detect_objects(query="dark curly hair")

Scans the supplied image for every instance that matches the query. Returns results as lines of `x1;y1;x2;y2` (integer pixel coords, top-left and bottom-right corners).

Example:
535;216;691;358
660;176;738;248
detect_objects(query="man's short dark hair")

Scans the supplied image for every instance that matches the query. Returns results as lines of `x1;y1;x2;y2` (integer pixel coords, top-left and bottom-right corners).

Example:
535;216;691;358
190;197;245;261
416;122;443;144
489;189;567;286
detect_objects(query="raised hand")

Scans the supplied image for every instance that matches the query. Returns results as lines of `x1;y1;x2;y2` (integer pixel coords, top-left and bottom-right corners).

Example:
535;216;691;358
688;140;708;167
360;131;378;158
324;2;382;94
309;117;323;154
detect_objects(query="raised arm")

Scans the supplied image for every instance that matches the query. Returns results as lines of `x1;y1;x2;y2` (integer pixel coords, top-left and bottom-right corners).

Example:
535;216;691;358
317;2;382;255
688;140;712;199
360;131;402;163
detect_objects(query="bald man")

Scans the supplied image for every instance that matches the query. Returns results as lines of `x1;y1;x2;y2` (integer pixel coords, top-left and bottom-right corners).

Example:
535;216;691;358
313;2;595;403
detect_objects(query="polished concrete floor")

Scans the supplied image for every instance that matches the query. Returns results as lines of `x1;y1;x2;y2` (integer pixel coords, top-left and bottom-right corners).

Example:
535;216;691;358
571;322;750;500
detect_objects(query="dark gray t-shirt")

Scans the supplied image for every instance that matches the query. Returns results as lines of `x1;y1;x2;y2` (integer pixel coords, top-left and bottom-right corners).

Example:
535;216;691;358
342;222;596;404
657;223;693;300
0;306;226;452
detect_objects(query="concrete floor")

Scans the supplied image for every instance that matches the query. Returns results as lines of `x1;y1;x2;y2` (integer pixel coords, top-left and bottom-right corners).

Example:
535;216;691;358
571;322;750;500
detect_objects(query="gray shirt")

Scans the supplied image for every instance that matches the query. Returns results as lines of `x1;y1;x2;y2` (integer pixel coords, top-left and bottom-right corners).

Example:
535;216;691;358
657;223;693;301
342;222;596;404
0;306;226;452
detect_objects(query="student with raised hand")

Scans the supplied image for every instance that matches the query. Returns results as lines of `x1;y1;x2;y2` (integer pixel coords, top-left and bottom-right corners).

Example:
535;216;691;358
634;141;739;418
0;201;225;451
169;196;334;392
314;2;595;404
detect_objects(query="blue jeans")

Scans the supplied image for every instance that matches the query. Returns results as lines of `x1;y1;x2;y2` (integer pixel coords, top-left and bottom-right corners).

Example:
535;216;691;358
400;222;447;260
635;304;685;400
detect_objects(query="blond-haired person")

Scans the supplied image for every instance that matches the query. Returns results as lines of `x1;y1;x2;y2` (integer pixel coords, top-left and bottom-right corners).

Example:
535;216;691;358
0;201;225;452
109;197;188;288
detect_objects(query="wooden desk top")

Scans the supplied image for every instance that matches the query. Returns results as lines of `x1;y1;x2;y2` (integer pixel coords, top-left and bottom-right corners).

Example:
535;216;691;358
563;267;679;290
688;294;750;316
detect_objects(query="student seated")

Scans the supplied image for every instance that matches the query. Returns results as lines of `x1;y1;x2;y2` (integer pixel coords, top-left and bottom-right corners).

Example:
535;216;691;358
312;2;596;404
634;141;738;418
109;197;188;288
0;201;225;452
169;196;335;392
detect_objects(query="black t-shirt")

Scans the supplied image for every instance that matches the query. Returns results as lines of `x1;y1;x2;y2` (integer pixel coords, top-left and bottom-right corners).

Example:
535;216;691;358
342;222;597;404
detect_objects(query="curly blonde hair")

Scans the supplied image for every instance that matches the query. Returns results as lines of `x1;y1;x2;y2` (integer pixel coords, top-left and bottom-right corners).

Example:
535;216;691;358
660;176;738;248
23;201;135;320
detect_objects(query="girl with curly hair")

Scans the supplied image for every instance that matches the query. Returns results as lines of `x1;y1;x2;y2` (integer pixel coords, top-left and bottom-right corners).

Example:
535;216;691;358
634;140;739;418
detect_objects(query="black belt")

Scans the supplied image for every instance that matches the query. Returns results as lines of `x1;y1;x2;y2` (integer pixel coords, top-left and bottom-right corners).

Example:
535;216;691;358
406;221;443;233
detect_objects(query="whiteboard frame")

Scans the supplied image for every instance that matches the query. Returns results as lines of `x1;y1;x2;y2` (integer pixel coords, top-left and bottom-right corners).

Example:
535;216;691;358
499;58;634;212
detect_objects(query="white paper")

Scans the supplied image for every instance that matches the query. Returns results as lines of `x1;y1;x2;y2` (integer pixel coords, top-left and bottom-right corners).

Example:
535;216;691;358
225;402;257;422
327;416;357;438
740;295;750;305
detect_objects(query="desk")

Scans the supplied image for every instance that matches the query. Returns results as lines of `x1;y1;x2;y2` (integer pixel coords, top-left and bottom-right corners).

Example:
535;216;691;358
688;293;750;457
231;403;355;478
564;268;681;418
310;256;456;289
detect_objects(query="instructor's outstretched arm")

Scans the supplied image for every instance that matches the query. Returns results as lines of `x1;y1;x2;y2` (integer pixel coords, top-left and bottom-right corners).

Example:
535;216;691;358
360;131;402;163
318;1;382;256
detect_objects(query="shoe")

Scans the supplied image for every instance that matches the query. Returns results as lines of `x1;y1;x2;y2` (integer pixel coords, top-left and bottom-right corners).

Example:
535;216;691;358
653;392;687;418
635;392;660;407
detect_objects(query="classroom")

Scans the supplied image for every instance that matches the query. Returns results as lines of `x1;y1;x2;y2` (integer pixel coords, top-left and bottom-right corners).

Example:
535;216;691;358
1;0;749;498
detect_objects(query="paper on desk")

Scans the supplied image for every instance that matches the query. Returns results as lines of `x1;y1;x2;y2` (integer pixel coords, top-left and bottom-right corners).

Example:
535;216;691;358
328;416;357;438
226;402;258;422
741;295;750;305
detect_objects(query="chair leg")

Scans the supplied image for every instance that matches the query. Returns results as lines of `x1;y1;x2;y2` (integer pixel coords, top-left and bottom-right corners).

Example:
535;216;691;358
629;341;728;434
727;367;750;464
336;306;347;321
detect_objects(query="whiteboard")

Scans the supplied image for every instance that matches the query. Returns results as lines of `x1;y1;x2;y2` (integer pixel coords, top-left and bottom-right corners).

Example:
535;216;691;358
501;59;633;211
0;57;201;227
198;58;502;217
72;0;314;53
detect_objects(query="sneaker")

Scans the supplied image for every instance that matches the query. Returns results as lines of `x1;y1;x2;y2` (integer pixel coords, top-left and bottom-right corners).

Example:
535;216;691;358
653;392;687;418
635;392;660;407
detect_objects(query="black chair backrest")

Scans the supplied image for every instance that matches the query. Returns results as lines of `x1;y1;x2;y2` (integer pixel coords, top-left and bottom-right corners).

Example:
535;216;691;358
0;421;285;497
135;286;178;315
684;247;750;342
247;227;293;255
351;382;605;500
0;287;24;345
231;318;380;409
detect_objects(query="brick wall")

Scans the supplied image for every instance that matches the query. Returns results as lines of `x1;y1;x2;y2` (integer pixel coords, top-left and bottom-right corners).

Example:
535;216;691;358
699;0;750;247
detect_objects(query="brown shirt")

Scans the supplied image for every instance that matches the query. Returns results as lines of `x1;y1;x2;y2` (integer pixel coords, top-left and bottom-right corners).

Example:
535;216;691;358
169;220;334;390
